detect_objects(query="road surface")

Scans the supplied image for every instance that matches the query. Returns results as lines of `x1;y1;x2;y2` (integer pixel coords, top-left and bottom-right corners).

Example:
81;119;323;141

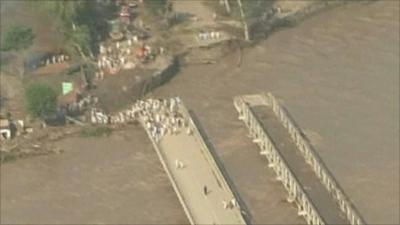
147;105;247;225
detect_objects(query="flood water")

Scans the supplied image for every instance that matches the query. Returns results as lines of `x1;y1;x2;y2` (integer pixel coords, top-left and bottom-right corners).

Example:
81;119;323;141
153;1;399;224
1;1;399;224
0;129;188;224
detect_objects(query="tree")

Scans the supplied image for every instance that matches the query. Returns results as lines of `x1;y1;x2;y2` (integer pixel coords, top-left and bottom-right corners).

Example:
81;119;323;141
66;24;93;59
37;0;83;28
1;25;34;51
216;0;271;41
236;0;250;41
35;0;115;60
223;0;231;14
24;83;57;118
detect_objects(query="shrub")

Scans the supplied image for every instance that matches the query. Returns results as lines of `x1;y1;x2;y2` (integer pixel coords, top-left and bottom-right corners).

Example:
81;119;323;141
1;25;34;51
0;151;17;163
80;126;112;137
36;0;116;58
24;83;57;118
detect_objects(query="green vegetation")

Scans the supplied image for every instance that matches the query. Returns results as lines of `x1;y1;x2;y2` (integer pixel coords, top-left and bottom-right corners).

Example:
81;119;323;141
68;24;93;57
205;0;273;41
208;0;271;20
236;0;271;20
24;83;57;119
143;0;167;16
232;0;273;40
80;126;112;137
34;1;117;59
0;151;17;164
1;25;34;51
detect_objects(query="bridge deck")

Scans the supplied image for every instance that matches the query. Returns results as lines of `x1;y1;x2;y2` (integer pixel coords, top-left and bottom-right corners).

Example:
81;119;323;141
250;105;348;225
153;112;246;225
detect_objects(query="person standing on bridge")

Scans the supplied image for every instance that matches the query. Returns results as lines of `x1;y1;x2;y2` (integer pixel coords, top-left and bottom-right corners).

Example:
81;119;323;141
175;159;184;169
230;198;238;208
222;200;228;209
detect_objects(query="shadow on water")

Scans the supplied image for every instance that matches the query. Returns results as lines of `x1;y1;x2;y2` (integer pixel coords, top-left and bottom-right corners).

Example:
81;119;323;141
188;109;253;224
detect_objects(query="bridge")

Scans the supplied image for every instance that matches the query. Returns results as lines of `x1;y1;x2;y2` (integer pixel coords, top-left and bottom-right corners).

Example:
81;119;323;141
234;93;366;225
104;94;366;224
141;101;247;225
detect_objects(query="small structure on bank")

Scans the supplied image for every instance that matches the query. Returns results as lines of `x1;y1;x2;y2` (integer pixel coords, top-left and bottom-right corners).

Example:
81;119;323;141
0;119;11;140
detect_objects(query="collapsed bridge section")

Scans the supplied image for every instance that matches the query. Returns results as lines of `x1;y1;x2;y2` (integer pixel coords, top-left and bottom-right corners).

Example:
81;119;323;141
234;93;366;225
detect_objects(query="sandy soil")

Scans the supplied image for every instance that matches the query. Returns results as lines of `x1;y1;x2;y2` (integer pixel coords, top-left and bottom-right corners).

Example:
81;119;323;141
0;127;187;224
0;74;25;118
172;0;215;22
32;63;69;76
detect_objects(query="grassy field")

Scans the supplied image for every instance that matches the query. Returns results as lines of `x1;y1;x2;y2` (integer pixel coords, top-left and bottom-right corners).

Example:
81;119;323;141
79;126;112;137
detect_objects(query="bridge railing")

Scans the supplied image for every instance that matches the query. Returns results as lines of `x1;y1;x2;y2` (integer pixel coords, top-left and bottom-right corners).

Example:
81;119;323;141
262;93;366;225
234;96;326;225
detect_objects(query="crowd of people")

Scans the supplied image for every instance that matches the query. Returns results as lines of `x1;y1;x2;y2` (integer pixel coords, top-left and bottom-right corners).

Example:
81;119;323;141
40;53;70;67
197;31;222;41
94;36;164;81
90;97;192;142
96;37;138;78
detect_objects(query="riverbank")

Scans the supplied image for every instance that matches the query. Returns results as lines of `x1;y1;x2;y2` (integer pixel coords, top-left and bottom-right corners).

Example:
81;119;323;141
1;0;337;163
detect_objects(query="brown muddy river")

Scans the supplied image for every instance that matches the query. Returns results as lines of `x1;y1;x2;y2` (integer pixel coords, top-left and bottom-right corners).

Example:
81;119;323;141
0;128;188;224
1;1;399;224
